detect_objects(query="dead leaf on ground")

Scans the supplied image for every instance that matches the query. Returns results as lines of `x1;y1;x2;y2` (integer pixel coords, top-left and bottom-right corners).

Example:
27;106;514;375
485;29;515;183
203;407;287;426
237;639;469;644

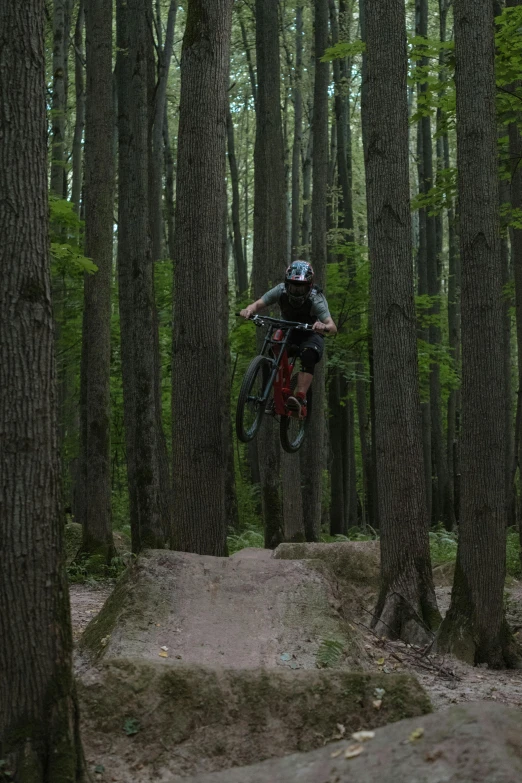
408;727;425;742
159;650;168;658
352;731;375;743
344;743;364;759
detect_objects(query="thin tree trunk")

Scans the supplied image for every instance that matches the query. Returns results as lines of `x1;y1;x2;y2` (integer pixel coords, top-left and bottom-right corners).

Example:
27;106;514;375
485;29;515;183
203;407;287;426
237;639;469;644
329;369;345;535
71;0;85;213
149;1;175;545
253;0;286;548
227;102;248;293
77;0;116;563
164;107;175;261
51;0;69;198
0;1;84;775
506;0;522;555
364;0;440;644
291;3;304;260
301;113;313;260
116;0;166;552
171;0;233;556
300;0;329;543
239;9;257;108
437;0;519;667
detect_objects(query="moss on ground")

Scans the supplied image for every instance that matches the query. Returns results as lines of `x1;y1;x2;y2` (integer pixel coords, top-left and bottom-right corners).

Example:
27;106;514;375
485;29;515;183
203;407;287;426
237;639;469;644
79;660;431;777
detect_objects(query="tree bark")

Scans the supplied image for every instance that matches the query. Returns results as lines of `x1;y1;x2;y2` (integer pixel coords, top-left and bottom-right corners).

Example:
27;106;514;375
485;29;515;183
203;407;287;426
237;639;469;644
51;0;70;198
77;0;116;564
149;0;175;550
116;0;166;552
253;0;287;548
170;0;233;556
0;1;84;776
227;102;248;293
506;0;522;547
364;0;440;644
71;0;85;213
329;370;345;535
291;3;304;260
301;0;329;543
437;0;519;667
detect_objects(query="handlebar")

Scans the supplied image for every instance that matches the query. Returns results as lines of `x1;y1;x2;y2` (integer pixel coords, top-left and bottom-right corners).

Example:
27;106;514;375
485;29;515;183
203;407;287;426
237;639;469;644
235;312;330;333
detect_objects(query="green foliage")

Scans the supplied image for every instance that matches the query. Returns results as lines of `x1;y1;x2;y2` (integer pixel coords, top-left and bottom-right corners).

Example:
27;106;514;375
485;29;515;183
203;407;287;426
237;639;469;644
123;717;141;736
227;524;264;554
321;40;366;62
495;5;522;123
411;168;457;216
66;553;132;584
429;526;458;567
316;638;345;668
506;528;522;580
49;195;97;276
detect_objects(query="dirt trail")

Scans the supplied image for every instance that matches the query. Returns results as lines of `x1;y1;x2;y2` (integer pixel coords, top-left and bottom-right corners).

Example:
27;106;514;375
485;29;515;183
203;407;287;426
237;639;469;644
75;547;366;671
69;544;522;781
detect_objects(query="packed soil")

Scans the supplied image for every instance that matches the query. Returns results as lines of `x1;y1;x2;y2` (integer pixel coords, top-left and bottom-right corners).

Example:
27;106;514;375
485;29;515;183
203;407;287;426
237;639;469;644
182;702;522;783
69;543;522;782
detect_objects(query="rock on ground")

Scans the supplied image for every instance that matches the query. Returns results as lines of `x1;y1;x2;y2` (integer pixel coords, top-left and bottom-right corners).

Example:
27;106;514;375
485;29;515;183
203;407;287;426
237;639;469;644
79;548;369;670
79;659;430;781
182;702;522;783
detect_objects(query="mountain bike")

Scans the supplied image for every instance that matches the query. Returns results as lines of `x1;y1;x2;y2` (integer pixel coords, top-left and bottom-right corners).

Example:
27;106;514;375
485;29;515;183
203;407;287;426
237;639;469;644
235;315;326;453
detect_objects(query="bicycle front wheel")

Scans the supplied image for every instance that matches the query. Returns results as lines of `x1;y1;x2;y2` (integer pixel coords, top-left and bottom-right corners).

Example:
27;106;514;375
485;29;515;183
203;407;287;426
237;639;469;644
236;355;271;442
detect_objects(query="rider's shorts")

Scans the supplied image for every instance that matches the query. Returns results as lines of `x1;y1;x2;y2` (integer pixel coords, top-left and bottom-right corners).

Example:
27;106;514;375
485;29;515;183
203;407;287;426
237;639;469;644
289;331;325;362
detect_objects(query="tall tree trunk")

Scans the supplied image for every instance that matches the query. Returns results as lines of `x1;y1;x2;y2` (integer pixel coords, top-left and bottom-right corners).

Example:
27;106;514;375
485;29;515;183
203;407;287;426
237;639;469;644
301;120;313;259
415;2;432;525
364;0;440;644
506;0;522;543
329;370;345;534
171;0;233;556
253;0;287;548
291;3;304;260
418;0;452;529
77;0;116;563
71;0;85;213
359;0;377;527
437;0;519;667
0;1;84;775
164;107;175;261
227;102;248;293
301;0;329;543
239;8;257;108
438;0;459;525
116;0;166;552
51;0;69;198
150;0;176;546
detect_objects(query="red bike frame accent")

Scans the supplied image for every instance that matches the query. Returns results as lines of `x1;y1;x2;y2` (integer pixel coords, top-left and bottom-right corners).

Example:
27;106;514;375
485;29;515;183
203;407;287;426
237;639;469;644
271;328;308;418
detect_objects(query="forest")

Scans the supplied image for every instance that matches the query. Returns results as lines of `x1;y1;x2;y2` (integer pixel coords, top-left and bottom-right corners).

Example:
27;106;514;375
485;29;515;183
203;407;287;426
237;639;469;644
3;0;522;780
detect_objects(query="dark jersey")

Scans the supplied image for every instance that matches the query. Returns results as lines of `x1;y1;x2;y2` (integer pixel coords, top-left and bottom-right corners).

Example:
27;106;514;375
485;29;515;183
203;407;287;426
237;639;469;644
262;284;331;326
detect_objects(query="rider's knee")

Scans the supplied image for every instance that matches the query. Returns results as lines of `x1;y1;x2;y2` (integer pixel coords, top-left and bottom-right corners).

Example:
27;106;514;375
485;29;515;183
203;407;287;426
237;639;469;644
300;346;320;375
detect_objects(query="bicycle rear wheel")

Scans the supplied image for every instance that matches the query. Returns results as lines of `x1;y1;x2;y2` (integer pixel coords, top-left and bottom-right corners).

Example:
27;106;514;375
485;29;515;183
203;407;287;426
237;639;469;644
236;355;271;442
280;377;312;453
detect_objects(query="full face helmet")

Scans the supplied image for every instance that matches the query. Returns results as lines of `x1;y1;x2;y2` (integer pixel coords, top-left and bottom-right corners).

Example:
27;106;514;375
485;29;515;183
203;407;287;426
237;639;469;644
285;261;314;308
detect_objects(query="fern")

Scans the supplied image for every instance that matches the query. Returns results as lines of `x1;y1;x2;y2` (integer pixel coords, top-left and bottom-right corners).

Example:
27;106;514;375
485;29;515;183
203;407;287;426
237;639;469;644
316;638;345;668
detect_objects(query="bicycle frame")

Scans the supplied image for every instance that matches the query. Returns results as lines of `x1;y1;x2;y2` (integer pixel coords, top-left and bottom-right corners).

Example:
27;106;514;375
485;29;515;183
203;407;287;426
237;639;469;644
253;317;309;416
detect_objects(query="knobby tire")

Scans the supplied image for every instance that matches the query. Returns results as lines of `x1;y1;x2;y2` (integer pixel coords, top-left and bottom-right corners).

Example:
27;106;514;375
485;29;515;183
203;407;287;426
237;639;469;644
236;355;271;442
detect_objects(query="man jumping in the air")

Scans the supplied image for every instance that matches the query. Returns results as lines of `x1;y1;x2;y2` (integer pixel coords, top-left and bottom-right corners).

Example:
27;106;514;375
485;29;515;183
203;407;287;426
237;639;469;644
240;260;337;417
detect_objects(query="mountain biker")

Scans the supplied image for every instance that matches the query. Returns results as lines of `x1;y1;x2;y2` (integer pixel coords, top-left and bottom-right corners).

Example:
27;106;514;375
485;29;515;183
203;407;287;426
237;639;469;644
240;260;337;416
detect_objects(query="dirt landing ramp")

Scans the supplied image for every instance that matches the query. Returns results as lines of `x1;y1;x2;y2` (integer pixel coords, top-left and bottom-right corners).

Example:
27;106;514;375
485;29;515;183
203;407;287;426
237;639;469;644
79;548;367;669
79;659;430;781
183;702;522;783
